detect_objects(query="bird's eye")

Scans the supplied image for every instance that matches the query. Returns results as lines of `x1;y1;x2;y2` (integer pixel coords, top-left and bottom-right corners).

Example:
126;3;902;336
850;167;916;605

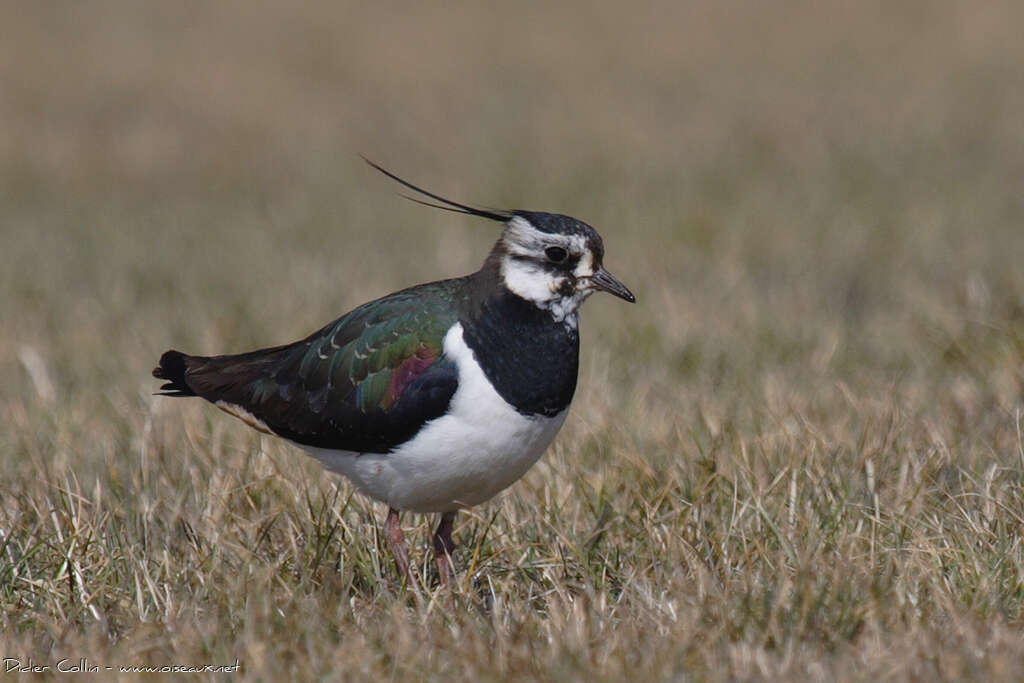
545;246;568;263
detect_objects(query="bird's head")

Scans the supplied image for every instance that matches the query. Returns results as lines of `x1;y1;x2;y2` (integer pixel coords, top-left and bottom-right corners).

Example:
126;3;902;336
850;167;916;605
493;211;634;324
364;158;635;325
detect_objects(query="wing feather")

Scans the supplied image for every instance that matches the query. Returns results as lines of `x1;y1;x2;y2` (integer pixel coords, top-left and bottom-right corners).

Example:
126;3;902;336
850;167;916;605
160;279;467;453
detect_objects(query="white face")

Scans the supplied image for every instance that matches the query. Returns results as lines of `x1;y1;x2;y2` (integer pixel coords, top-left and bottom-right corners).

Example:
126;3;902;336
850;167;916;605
499;216;601;327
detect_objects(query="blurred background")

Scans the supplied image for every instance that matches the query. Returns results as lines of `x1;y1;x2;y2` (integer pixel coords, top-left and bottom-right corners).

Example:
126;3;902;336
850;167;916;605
3;0;1021;454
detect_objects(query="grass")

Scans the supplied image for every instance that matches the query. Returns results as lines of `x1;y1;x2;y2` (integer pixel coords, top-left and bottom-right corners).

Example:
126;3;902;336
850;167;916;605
2;0;1024;680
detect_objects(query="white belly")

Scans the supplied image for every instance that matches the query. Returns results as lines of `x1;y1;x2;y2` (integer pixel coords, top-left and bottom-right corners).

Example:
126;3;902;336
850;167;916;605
304;322;570;512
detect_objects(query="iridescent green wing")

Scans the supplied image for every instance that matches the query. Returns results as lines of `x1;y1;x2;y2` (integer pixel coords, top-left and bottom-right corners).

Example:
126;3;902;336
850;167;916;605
178;279;466;453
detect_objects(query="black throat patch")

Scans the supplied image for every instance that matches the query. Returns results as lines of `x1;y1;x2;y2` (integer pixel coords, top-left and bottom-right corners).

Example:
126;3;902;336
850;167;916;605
459;289;580;417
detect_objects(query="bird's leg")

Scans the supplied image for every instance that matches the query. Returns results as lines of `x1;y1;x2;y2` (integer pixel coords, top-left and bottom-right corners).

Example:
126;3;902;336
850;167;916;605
384;508;414;584
433;511;457;588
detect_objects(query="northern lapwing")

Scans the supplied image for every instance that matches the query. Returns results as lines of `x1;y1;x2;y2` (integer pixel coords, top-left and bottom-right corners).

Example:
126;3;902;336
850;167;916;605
153;160;636;587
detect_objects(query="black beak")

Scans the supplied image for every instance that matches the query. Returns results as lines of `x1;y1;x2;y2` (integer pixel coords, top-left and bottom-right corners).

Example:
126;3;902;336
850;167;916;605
590;268;636;303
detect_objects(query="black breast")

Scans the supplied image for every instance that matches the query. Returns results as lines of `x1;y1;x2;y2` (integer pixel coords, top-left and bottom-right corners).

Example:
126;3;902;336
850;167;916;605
459;290;579;417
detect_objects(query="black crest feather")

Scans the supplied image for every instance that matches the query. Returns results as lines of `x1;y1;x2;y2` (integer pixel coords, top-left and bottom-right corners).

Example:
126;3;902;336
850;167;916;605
362;157;511;223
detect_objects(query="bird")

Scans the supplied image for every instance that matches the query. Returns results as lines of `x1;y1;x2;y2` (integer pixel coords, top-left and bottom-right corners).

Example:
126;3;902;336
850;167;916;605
153;160;635;588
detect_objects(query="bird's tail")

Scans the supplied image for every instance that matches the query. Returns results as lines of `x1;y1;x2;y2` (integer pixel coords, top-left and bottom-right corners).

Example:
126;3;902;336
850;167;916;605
152;350;197;396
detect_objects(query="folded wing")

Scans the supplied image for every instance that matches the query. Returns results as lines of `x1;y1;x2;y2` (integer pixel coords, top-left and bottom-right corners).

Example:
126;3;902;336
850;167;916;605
154;282;463;454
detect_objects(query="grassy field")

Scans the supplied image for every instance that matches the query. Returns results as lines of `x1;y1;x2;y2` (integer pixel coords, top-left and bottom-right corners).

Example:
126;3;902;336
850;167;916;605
3;1;1024;680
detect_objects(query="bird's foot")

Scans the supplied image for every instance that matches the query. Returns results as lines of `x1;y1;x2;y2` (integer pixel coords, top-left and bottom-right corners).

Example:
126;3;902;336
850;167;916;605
433;511;457;589
384;508;416;586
